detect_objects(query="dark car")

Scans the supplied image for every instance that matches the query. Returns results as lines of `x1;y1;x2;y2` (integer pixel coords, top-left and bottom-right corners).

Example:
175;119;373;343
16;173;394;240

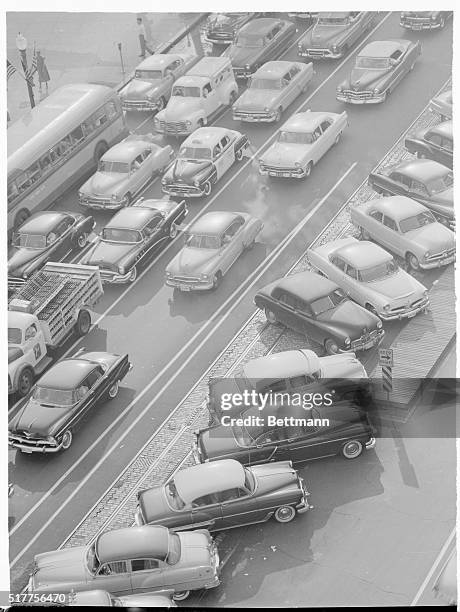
82;198;187;283
193;402;376;466
8;211;95;289
400;11;452;30
254;271;384;355
135;458;310;530
8;350;132;453
368;159;454;228
204;13;259;46
404;121;453;169
223;17;297;79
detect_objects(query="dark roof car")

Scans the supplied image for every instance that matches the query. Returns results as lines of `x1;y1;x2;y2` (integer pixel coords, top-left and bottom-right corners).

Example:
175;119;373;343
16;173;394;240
405;121;453;168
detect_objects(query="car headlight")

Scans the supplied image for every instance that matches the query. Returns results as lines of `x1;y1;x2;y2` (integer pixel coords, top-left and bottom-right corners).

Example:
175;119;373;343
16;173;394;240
47;435;57;444
337;85;343;92
332;45;338;53
185;120;192;127
161;178;167;185
344;336;351;346
373;88;381;94
118;265;126;275
298;42;302;49
295;162;301;167
193;178;201;187
111;194;120;201
154;116;160;124
424;251;431;259
377;320;383;329
431;14;437;20
383;304;390;311
423;290;428;299
165;270;172;277
200;273;209;280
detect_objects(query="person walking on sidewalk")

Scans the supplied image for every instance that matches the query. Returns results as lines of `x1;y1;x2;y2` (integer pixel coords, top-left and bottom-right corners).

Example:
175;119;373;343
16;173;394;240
137;17;153;58
36;50;50;94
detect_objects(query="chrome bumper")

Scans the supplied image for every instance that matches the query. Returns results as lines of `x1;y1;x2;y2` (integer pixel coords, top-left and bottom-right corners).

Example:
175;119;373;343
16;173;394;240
400;20;442;29
259;166;305;178
336;92;386;104
9;436;64;454
298;48;342;59
233;111;276;122
166;277;213;291
379;298;430;321
162;184;204;198
420;253;455;270
79;198;126;210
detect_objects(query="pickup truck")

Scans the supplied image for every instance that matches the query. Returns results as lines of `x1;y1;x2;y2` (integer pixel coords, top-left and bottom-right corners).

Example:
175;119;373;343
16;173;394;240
8;262;103;397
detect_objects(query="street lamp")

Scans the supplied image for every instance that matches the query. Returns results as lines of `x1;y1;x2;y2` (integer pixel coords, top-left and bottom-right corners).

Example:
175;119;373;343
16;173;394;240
16;32;35;109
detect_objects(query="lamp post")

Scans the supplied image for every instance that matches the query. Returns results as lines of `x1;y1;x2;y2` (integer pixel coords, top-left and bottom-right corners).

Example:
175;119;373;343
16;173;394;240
16;32;35;109
117;42;125;79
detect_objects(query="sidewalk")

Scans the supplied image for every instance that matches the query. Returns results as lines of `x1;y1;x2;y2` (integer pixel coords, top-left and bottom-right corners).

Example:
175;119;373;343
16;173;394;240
6;12;200;122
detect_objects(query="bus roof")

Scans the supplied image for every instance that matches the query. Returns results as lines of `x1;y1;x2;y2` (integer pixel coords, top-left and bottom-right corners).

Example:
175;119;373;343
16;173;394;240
8;83;116;176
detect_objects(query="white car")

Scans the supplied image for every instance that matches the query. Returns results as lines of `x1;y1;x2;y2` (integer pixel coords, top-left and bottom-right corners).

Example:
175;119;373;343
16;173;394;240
259;110;348;178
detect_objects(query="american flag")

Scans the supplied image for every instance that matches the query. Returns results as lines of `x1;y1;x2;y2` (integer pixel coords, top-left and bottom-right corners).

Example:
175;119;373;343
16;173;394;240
25;52;38;82
7;60;17;80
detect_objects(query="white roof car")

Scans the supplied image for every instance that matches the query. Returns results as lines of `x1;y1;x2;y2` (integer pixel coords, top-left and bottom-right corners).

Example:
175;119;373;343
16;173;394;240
174;460;245;503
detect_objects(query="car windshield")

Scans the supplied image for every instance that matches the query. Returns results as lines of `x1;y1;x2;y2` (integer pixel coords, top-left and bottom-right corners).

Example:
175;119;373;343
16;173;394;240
86;543;101;574
98;161;130;173
32;386;76;407
166;533;181;565
355;57;390;70
250;78;282;90
426;173;453;194
8;328;22;344
102;228;142;243
179;146;212;160
185;233;221;249
12;233;47;249
399;211;436;233
311;289;347;315
172;86;201;97
165;480;186;510
278;131;314;144
359;259;399;282
318;16;349;25
235;34;263;48
135;69;163;80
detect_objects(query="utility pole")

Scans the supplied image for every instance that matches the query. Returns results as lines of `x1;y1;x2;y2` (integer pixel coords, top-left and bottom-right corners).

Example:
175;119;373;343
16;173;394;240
16;32;35;109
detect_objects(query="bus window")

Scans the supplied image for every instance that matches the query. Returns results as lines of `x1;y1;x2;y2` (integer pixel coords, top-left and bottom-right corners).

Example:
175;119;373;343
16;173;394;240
70;125;85;145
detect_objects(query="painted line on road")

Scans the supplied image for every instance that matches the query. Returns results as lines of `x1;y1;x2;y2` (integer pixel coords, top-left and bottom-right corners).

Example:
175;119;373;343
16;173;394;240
9;163;357;566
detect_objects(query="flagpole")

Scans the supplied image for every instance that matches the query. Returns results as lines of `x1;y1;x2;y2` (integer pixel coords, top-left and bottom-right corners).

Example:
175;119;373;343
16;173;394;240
16;33;35;109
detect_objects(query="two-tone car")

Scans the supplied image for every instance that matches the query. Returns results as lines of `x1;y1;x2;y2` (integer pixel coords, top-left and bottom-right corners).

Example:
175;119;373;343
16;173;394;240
368;159;454;228
161;127;250;197
336;39;421;104
69;589;177;608
307;237;429;321
404;121;453;169
165;211;263;291
27;525;220;602
8;350;132;453
259;110;348;178
232;60;314;122
120;53;199;112
351;196;455;271
135;459;310;530
298;11;374;59
82;199;187;283
429;89;452;121
78;134;174;210
254;270;383;353
8;211;95;289
400;11;452;30
223;17;297;79
204;13;258;45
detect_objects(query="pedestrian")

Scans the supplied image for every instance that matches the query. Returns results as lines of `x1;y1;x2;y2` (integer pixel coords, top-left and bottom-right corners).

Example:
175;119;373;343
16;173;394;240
137;17;153;58
36;50;50;94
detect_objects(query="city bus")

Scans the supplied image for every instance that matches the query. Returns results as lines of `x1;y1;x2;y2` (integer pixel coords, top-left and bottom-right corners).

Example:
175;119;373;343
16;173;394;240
7;83;128;233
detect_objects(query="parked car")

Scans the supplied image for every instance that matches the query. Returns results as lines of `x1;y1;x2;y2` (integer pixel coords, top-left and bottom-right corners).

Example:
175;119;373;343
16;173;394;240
232;60;314;122
298;11;374;59
223;17;297;79
204;13;258;45
307;237;429;321
288;12;317;23
432;546;457;606
429;89;452;120
336;39;421;104
82;199;187;283
78;134;174;210
254;270;383;353
368;159;454;228
166;211;263;291
193;401;376;465
351;196;455;271
120;53;199;112
69;589;177;608
27;525;220;602
9;350;132;453
404;121;453;169
400;11;452;30
206;348;370;425
8;211;95;287
161;127;250;197
135;458;310;530
259;110;348;178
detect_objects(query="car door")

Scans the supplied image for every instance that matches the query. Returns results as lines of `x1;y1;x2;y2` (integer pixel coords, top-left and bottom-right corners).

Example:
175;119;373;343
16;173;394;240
387;171;410;197
248;429;283;465
426;132;451;167
287;65;304;104
326;254;348;289
23;322;43;367
202;81;219;115
317;120;335;159
139;149;154;188
71;366;106;431
190;493;223;531
220;218;245;272
310;125;326;162
271;22;290;58
279;71;293;108
341;263;363;304
129;154;146;193
284;424;339;464
129;559;164;593
141;214;166;262
47;216;75;261
214;135;235;178
295;300;321;341
379;214;402;255
218;486;264;528
275;292;304;331
408;178;431;206
94;560;132;596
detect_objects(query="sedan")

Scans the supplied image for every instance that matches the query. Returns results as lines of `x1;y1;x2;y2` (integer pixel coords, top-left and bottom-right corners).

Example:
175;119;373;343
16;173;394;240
351;196;455;271
400;11;452;30
82;199;187;284
204;12;258;45
232;60;314;122
69;589;177;608
8;211;95;287
259;110;348;178
165;211;263;291
307;237;429;321
223;17;297;79
135;458;310;530
404;121;453;169
27;525;220;602
254;270;383;353
368;159;454;228
8;351;132;453
429;89;452;120
79;134;174;210
336;39;421;104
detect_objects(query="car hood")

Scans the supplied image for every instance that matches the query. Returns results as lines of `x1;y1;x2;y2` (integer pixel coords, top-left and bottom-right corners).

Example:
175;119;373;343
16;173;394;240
317;300;380;340
82;172;126;196
261;142;311;166
138;487;172;524
407;223;454;251
167;247;218;275
87;240;138;267
320;352;368;378
8;248;41;275
165;159;212;183
32;546;88;590
177;531;213;567
250;460;299;494
11;399;72;437
198;427;240;460
348;67;392;90
225;45;260;68
236;89;281;111
431;188;453;206
160;97;202;121
310;24;347;46
123;79;161;99
368;270;424;300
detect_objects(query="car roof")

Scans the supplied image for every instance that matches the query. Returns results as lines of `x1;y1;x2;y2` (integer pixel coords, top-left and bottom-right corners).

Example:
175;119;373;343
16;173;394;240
359;39;408;58
239;17;286;36
183;127;231;147
189;211;242;235
267;270;339;301
428;121;452;138
254;60;298;78
105;207;159;230
243;349;321;380
72;591;112;606
8;310;37;330
282;111;336;133
136;53;184;71
395;159;449;181
38;358;99;390
318;11;353;18
335;240;392;267
174;75;210;87
18;211;71;234
369;196;427;220
103;139;151;163
189;56;230;75
96;525;170;563
174;460;245;503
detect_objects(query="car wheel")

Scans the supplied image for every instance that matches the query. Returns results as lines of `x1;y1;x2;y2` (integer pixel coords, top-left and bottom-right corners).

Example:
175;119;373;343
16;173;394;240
203;181;212;196
439;16;445;27
14;208;30;231
108;380;119;399
274;107;283;122
324;338;339;355
265;308;278;324
60;430;73;451
235;147;244;162
169;222;178;239
75;309;91;336
197;118;205;128
173;591;190;602
17;367;34;398
77;233;88;249
128;266;137;283
334;132;342;145
304;161;313;178
360;227;371;240
156;96;166;111
274;505;296;523
342;439;363;459
211;271;222;290
407;252;421;271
